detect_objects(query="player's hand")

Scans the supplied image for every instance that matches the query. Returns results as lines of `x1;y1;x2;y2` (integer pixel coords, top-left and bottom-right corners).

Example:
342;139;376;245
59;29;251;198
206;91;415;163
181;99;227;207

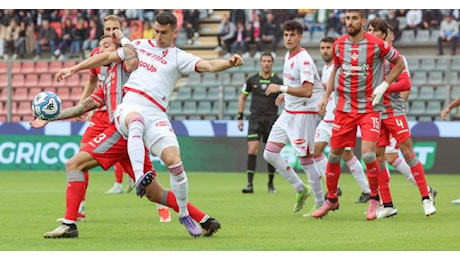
441;108;450;120
86;110;95;121
228;54;244;67
112;29;124;42
371;81;389;106
275;93;284;106
265;83;280;96
318;95;328;116
30;117;49;128
237;119;243;131
55;68;75;82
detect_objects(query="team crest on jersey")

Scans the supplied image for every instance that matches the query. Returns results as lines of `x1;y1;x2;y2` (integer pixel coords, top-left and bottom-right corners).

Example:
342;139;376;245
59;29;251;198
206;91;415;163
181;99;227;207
261;84;267;90
290;62;294;69
383;41;389;49
351;53;359;61
303;61;310;66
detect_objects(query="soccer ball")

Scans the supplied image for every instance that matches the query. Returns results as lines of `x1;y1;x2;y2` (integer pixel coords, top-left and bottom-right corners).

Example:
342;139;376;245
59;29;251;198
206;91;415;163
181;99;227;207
32;91;62;120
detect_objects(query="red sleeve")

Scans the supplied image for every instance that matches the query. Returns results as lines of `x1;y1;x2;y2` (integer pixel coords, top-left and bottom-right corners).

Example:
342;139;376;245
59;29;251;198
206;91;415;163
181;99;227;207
89;47;101;77
89;86;105;106
332;40;341;68
387;70;411;93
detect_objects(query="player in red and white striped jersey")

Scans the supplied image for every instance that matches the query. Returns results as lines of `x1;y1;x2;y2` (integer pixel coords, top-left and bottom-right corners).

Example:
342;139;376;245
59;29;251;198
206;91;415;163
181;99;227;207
262;20;325;214
312;10;405;220
367;18;436;218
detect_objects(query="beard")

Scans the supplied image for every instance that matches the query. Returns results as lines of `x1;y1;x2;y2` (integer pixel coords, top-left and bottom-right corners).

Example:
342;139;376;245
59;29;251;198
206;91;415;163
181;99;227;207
347;26;361;36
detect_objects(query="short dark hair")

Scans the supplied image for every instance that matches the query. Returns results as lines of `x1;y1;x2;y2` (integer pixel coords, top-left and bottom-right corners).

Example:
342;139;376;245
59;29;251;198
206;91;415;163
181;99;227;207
155;12;177;29
99;34;121;48
260;52;274;61
346;9;366;18
282;20;303;35
368;18;389;35
320;36;336;44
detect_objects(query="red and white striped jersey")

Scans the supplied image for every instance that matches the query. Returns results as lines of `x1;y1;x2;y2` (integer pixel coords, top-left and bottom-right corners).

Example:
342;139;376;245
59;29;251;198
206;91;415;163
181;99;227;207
88;47;109;112
282;48;324;113
332;32;399;113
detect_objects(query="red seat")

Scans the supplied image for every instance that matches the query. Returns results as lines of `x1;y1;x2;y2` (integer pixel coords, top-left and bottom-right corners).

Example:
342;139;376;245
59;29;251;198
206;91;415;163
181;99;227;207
52;77;67;88
28;87;43;99
11;74;25;88
22;61;36;74
11;62;21;74
48;61;62;74
0;62;7;74
0;115;6;122
13;88;28;101
62;100;74;109
63;61;77;68
11;115;21;122
17;101;32;115
21;114;35;122
35;61;49;74
38;74;53;88
0;100;4;114
80;73;90;85
0;88;7;101
66;76;81;87
56;87;70;100
70;87;83;100
0;74;8;88
50;21;62;38
24;75;39;88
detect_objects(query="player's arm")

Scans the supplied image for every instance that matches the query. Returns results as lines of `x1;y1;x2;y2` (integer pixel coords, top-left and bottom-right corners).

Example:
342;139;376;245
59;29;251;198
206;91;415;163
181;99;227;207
79;75;98;104
441;95;460;120
264;81;313;98
196;54;244;72
372;55;404;105
237;92;248;131
318;65;338;115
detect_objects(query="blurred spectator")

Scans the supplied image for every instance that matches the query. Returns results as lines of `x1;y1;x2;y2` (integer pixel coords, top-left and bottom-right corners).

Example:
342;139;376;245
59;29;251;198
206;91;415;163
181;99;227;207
437;14;458;55
82;18;103;55
124;9;138;20
143;20;154;39
231;21;250;58
57;18;73;60
260;12;281;57
122;19;131;38
367;9;379;21
25;22;35;55
34;19;58;60
139;9;155;22
183;9;200;45
385;9;401;41
405;9;424;35
216;14;236;56
130;22;142;40
69;17;86;59
4;18;20;59
423;10;444;31
248;13;263;57
396;9;408;18
230;9;246;25
14;21;27;59
0;22;5;59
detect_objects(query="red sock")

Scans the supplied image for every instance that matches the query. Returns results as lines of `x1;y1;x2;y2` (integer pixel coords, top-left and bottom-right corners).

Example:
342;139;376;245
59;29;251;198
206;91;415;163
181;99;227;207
409;160;429;197
163;190;206;222
114;163;124;184
64;181;86;221
378;164;392;204
365;160;380;197
325;162;341;199
82;170;89;201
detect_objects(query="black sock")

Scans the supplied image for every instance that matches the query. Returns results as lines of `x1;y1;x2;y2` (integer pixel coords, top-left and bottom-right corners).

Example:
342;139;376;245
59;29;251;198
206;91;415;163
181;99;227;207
267;163;275;185
422;196;430;201
247;154;257;185
63;223;77;229
383;202;394;208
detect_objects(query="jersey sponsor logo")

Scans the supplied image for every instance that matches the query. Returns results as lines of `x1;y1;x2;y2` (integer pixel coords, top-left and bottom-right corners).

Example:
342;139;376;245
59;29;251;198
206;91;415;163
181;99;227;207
138;60;157;73
155;121;169;127
303;60;310;66
134;46;168;64
341;63;369;76
290;62;294;69
293;139;305;145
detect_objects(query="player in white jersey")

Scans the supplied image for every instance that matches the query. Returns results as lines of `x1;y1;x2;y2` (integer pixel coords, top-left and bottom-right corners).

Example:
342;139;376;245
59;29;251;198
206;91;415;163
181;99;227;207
105;12;243;237
310;37;371;216
263;20;324;214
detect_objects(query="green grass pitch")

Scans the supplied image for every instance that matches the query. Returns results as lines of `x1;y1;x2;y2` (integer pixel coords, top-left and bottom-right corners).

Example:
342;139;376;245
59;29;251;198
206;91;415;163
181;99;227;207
0;171;459;251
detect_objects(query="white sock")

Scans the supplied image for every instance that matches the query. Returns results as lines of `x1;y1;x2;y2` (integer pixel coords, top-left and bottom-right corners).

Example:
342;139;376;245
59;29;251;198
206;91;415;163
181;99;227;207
114;182;122;189
263;146;305;193
315;154;327;178
78;201;85;213
127;116;146;182
346;156;370;193
300;158;324;207
168;162;189;217
391;156;416;185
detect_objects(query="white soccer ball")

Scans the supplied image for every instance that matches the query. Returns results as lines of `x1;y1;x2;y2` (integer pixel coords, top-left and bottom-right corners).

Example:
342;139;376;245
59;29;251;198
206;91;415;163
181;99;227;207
32;91;62;120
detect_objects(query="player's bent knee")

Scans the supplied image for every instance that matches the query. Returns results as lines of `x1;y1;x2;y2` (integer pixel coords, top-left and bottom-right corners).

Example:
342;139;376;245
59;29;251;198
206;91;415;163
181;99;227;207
328;153;341;164
362;152;377;163
65;151;99;172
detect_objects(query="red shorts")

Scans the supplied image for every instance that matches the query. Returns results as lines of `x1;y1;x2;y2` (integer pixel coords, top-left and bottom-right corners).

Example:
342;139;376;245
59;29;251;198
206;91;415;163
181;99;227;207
81;124;155;179
330;110;381;149
377;114;411;147
80;110;110;144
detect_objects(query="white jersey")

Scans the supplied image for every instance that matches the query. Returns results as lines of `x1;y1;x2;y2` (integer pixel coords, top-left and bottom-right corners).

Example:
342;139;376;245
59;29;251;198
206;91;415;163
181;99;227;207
321;63;336;122
282;48;324;112
122;39;201;111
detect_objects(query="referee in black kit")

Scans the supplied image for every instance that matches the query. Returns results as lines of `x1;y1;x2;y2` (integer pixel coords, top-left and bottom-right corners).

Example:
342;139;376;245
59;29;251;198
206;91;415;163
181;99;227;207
237;53;283;194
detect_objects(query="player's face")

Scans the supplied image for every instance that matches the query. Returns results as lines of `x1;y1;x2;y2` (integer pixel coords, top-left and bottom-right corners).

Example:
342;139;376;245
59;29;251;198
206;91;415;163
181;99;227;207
104;20;121;34
346;11;366;36
154;22;177;48
99;37;116;53
319;41;333;63
367;25;385;40
386;29;395;45
283;30;301;51
260;56;273;73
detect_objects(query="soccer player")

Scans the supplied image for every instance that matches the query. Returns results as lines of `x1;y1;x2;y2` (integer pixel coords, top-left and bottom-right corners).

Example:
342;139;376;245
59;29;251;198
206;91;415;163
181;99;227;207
367;18;436;218
312;36;371;209
237;52;283;194
262;20;324;213
34;33;220;238
312;10;405;220
93;12;243;237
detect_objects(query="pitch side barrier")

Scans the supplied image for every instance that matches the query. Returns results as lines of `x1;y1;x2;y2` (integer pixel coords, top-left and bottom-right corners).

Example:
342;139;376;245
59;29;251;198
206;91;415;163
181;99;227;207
0;121;459;173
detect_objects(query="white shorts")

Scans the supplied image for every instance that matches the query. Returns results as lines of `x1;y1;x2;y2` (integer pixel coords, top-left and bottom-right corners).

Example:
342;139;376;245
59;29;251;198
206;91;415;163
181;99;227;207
267;111;317;157
385;135;399;154
314;120;351;151
114;92;179;157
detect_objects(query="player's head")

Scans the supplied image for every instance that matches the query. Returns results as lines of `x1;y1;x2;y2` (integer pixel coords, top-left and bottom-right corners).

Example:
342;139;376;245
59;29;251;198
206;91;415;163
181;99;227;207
367;18;389;40
345;9;367;37
319;36;335;64
386;25;395;45
259;52;274;73
98;34;119;53
103;15;122;34
154;11;178;48
282;20;303;51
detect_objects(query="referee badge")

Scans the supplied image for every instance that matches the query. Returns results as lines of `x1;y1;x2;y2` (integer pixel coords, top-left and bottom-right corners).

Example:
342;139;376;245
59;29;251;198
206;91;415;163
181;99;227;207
253;84;258;89
261;84;267;90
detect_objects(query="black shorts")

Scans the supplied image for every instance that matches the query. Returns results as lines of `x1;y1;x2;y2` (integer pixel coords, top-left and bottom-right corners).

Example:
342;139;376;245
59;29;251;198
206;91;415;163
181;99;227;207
247;115;278;143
